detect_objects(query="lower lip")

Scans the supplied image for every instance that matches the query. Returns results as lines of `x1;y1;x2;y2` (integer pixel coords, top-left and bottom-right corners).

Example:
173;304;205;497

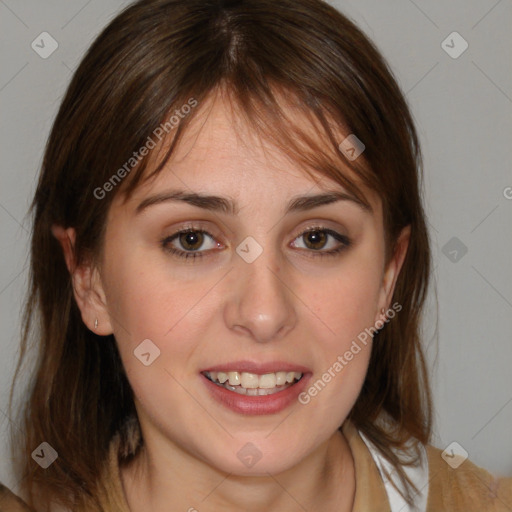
201;373;311;415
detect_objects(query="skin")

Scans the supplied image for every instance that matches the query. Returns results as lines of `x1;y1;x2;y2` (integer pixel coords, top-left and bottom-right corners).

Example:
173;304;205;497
53;90;409;512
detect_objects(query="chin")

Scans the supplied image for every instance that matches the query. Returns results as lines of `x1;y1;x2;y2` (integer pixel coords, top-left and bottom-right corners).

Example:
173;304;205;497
200;437;309;477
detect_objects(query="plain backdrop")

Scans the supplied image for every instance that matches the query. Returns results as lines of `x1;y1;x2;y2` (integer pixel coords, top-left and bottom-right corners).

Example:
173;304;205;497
0;0;511;491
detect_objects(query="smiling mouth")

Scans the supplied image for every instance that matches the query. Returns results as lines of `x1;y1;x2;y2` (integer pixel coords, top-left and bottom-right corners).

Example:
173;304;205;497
202;370;303;396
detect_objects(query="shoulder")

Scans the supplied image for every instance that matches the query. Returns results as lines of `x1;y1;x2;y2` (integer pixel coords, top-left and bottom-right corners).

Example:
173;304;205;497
425;445;512;512
0;483;34;512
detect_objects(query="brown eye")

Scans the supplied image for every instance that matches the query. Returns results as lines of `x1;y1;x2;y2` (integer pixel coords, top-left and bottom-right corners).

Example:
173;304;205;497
290;227;351;258
303;230;328;250
179;231;205;251
161;228;220;260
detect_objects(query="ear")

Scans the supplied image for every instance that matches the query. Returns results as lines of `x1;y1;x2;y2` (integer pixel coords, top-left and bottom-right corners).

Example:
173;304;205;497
374;225;410;325
51;224;113;336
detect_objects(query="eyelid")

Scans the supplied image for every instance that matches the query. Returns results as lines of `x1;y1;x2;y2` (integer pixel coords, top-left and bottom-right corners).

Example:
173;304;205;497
162;221;224;242
291;221;349;240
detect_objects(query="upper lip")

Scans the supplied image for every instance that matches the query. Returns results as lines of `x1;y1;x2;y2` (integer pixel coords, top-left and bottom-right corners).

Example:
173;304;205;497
201;360;311;375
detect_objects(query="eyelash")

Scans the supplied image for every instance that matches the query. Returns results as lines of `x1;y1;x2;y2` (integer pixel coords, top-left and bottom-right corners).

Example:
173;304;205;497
160;226;351;261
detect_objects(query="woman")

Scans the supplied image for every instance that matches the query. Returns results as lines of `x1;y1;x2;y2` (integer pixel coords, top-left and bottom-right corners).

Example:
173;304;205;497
2;0;511;510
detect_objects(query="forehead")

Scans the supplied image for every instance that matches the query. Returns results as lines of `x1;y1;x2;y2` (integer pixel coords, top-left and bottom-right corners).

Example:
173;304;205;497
117;90;380;213
165;99;306;185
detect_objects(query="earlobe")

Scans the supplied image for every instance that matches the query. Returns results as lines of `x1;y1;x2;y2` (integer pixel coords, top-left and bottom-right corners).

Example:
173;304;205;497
72;265;114;336
375;225;411;324
51;224;113;336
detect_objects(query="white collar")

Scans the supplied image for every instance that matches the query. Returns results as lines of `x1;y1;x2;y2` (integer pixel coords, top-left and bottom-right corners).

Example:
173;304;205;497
358;430;429;512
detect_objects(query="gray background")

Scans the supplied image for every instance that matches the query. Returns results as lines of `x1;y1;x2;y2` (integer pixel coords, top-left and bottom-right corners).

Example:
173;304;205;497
1;0;511;491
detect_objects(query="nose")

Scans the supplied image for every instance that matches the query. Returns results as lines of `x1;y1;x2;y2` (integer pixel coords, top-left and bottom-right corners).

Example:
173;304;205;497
224;248;297;343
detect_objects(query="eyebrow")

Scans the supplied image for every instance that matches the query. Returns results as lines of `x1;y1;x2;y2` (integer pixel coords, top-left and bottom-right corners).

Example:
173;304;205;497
135;189;371;216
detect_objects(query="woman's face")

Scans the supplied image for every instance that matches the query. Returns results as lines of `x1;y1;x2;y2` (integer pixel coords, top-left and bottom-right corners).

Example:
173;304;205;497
87;94;407;476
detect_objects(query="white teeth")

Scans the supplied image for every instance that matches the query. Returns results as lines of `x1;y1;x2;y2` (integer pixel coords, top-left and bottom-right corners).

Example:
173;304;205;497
241;372;259;389
275;371;287;385
205;370;303;393
228;371;241;386
259;373;277;388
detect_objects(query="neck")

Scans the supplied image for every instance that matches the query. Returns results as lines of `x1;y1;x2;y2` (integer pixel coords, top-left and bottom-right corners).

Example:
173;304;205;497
121;429;355;512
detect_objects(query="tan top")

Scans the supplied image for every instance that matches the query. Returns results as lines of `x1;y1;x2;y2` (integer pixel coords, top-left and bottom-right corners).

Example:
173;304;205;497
0;484;34;512
1;421;511;511
341;421;512;512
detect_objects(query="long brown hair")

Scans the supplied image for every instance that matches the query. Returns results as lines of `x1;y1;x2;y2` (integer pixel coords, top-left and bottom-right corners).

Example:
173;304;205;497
11;0;433;509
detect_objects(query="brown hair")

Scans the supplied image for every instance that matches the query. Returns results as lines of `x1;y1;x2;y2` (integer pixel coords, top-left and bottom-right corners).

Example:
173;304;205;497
12;0;432;509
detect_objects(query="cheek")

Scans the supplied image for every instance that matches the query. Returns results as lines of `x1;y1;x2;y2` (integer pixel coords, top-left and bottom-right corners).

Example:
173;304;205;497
297;268;380;424
100;255;192;404
297;243;384;408
104;243;212;340
308;255;384;345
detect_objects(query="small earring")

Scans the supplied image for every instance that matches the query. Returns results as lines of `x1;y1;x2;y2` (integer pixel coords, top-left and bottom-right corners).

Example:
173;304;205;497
94;318;98;329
